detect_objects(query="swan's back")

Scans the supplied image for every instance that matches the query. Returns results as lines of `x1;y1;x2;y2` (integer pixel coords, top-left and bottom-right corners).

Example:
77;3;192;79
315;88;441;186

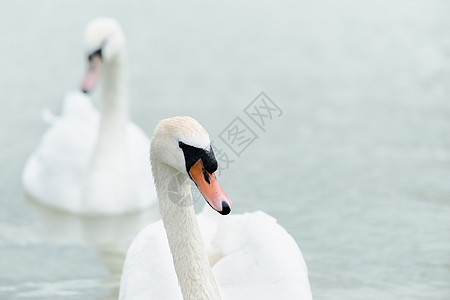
23;92;98;212
23;91;156;214
205;211;312;299
119;221;183;300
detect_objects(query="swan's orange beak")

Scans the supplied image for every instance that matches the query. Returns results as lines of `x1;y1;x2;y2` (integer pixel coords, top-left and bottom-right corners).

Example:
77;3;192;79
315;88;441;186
189;159;232;215
80;55;102;94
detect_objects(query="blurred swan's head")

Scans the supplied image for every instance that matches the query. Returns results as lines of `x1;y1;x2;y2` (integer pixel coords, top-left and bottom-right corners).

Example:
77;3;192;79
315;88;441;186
81;17;126;93
150;116;231;215
84;17;125;64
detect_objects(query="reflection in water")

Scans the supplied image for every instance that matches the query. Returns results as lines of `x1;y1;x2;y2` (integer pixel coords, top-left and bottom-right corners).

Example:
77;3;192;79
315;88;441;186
25;197;160;299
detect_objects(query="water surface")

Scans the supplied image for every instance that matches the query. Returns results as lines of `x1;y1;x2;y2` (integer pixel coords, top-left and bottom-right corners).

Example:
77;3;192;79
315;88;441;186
1;1;449;299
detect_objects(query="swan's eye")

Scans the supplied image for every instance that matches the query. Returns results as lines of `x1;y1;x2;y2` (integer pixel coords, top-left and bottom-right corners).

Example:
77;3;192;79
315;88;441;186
178;141;217;175
87;39;108;62
179;141;203;173
88;48;102;61
201;146;217;174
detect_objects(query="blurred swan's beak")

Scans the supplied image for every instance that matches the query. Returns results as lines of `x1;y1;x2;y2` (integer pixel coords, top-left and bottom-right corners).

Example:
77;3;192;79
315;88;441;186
80;54;102;94
189;159;232;215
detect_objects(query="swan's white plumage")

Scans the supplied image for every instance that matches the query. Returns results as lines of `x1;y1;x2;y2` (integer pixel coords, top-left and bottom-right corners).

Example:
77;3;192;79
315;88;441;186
22;91;156;214
119;207;312;300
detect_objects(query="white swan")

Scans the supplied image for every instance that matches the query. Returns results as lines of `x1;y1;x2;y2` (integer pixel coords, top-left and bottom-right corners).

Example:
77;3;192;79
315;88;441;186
22;18;156;215
119;116;312;300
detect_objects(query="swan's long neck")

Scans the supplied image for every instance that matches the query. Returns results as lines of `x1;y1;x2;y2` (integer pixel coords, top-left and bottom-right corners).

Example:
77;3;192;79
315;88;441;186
151;159;222;300
92;52;128;172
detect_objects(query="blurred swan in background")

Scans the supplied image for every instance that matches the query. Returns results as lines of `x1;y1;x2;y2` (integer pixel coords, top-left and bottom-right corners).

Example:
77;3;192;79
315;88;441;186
119;116;312;300
22;17;156;215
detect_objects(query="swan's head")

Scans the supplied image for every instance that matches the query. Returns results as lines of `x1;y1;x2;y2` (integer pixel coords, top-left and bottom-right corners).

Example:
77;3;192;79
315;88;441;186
80;17;125;93
151;116;232;215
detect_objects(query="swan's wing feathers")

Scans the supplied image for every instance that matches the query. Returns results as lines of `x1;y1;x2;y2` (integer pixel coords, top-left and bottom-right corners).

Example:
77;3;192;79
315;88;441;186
126;121;152;177
125;121;157;206
211;211;312;300
41;91;94;124
119;221;182;300
22;104;98;211
23;90;156;213
60;91;99;121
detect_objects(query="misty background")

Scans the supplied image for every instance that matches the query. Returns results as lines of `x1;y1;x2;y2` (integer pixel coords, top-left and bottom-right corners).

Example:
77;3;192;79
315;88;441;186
1;0;449;299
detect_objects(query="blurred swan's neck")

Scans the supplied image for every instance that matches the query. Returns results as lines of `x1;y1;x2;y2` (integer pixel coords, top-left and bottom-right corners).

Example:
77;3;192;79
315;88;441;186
92;52;128;172
151;159;222;300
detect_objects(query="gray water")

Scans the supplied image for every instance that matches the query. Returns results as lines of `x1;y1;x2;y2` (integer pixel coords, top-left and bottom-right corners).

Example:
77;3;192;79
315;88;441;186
1;0;450;299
